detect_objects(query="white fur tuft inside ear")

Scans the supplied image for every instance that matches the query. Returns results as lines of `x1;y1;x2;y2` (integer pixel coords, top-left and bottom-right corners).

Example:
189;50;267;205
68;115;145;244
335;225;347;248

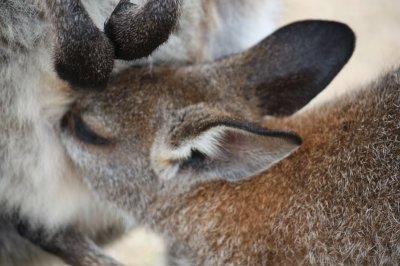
151;124;301;182
151;126;227;180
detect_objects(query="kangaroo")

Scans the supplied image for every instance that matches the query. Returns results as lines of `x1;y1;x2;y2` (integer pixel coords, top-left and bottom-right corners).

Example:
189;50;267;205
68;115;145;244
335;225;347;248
0;0;282;265
1;1;181;265
57;20;355;265
147;67;400;265
140;42;400;264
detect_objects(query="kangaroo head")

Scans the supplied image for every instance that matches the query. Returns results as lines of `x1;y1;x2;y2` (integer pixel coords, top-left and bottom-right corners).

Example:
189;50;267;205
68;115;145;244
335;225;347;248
60;20;355;212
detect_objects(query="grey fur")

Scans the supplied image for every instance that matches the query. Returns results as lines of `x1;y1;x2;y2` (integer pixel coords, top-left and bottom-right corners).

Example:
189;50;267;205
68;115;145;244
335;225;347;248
58;20;354;264
0;0;279;265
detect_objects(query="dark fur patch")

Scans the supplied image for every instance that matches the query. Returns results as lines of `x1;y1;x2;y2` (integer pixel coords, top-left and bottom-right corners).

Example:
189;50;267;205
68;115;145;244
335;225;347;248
51;0;114;90
232;20;355;115
105;0;182;60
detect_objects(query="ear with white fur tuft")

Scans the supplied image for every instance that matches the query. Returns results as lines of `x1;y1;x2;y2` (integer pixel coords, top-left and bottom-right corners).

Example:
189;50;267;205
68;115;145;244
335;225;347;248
152;120;301;182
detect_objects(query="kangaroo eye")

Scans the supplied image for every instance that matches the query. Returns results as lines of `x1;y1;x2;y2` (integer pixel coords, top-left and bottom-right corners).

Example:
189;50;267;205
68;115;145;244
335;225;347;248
62;114;110;145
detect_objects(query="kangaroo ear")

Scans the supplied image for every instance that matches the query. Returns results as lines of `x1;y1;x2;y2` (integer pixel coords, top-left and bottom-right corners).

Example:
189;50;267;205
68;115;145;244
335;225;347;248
218;20;355;116
151;119;301;182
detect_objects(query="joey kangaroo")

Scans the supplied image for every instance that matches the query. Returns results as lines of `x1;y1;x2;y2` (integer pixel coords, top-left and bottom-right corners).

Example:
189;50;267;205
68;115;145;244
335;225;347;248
0;0;288;265
57;21;355;265
67;20;398;264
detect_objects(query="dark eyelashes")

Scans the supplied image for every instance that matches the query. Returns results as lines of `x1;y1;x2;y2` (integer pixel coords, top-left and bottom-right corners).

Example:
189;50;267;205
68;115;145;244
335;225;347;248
73;115;110;145
62;113;110;146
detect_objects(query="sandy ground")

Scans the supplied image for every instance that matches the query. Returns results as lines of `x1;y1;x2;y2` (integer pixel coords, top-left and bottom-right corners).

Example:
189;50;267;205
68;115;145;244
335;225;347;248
100;1;400;265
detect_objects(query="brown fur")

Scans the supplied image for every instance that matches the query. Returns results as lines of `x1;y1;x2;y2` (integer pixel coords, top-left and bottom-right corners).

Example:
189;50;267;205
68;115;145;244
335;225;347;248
64;20;354;210
0;1;283;264
58;20;356;265
148;68;400;265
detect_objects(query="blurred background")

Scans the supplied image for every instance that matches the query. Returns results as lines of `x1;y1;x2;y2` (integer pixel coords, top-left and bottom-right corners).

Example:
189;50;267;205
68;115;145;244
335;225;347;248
103;0;400;265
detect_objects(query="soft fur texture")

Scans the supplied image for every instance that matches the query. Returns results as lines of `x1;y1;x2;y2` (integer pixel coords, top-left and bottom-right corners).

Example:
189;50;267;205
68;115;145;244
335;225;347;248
49;17;398;265
0;0;279;265
51;17;399;265
60;20;354;265
148;68;400;265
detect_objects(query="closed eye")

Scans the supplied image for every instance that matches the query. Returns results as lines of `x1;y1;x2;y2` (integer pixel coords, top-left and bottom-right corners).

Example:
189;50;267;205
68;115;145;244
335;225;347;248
62;113;110;145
